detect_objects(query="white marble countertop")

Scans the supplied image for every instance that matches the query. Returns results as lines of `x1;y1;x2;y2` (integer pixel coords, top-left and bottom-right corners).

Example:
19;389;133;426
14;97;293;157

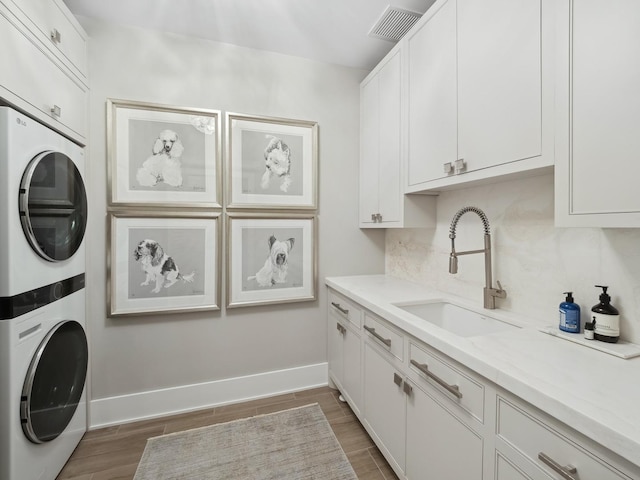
325;274;640;468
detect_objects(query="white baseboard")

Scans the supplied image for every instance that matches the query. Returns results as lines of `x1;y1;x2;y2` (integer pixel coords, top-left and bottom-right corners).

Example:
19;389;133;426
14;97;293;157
89;362;328;429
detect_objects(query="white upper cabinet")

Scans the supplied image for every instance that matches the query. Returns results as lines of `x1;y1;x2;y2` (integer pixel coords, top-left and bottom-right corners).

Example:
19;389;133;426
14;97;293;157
406;0;555;193
555;0;640;227
359;49;436;228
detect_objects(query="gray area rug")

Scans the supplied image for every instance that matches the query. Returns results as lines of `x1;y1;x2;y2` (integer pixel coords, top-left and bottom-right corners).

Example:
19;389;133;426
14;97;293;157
133;403;358;479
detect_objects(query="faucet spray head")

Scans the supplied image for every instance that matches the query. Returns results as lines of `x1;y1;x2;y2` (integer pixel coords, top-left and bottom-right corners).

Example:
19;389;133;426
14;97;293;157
449;254;458;274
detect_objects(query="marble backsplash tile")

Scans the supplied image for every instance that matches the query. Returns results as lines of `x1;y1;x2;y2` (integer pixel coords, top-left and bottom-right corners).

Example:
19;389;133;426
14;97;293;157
386;173;640;344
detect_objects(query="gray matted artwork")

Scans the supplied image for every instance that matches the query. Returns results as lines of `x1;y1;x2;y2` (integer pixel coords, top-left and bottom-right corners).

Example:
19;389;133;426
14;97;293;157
129;228;205;299
129;119;206;192
242;227;304;291
241;131;303;196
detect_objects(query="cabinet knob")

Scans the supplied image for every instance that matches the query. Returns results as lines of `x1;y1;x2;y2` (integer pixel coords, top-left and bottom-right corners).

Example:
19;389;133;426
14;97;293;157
50;28;61;44
393;372;403;387
403;381;413;396
376;213;382;222
443;162;453;174
454;158;466;174
50;105;61;117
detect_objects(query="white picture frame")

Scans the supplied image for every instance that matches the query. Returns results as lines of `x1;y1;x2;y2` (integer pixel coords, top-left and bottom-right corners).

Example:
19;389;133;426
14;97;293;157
226;213;316;308
226;113;318;210
108;211;221;316
107;99;221;208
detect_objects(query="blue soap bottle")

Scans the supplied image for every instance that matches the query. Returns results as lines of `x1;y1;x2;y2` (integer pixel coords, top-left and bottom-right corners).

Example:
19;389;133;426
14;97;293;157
559;292;581;333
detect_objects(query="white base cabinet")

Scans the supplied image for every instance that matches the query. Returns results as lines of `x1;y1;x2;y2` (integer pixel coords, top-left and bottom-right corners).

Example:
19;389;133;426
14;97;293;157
326;286;640;480
327;290;363;415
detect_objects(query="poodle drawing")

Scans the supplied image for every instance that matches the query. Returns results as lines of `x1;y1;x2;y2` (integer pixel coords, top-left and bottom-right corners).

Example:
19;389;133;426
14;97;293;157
136;129;184;187
260;135;291;192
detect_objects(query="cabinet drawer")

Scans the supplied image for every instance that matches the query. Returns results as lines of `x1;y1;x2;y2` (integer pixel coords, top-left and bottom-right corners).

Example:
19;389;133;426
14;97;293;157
328;290;362;329
497;396;633;480
364;313;404;361
409;342;484;422
0;9;87;139
5;0;87;79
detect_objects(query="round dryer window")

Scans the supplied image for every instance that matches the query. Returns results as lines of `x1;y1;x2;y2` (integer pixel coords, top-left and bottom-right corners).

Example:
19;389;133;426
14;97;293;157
21;320;88;443
19;151;88;262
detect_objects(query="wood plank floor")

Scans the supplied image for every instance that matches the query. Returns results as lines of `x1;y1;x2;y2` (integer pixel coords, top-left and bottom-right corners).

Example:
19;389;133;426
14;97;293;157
57;386;400;480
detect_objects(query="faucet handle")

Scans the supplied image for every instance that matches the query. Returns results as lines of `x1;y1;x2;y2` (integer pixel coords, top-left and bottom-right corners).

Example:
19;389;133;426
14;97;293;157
494;281;507;298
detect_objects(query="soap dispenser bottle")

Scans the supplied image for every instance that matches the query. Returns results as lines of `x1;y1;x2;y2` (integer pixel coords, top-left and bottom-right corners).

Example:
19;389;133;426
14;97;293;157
592;285;620;343
559;292;580;333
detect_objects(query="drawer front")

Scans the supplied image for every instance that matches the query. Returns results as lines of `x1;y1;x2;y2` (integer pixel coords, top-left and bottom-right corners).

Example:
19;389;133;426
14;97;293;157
0;9;87;139
497;397;633;480
6;0;87;78
409;342;484;422
328;290;362;329
363;313;404;361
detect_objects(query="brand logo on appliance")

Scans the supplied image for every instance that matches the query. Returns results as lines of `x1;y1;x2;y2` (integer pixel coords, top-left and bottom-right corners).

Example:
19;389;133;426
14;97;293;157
16;117;26;127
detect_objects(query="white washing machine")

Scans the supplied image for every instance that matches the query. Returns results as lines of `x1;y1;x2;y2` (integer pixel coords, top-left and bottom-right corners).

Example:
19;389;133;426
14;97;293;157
0;106;88;480
0;290;87;480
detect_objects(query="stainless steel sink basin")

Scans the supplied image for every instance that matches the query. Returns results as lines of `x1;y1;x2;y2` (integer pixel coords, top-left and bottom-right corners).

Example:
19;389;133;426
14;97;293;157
394;301;518;337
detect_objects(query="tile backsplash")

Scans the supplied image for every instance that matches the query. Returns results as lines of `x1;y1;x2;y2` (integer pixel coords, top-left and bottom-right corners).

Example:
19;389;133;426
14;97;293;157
386;173;640;344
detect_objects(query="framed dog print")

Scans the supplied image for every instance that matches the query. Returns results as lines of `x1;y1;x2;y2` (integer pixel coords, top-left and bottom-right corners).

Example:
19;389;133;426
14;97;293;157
226;113;318;209
226;213;316;308
108;211;221;316
108;99;222;208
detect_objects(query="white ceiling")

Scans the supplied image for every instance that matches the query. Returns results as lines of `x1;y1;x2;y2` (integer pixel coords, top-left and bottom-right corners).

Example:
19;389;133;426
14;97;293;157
62;0;434;70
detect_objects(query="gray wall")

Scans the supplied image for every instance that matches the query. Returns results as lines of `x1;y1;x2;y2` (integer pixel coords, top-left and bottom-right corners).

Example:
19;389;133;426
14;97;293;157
81;17;385;404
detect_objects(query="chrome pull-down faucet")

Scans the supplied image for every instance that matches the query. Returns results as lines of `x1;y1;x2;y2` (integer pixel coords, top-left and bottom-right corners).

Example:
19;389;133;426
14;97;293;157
448;206;506;309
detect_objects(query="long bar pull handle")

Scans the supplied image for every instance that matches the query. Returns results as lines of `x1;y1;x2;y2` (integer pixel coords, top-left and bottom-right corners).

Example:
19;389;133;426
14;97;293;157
331;302;349;315
410;359;462;399
537;453;578;480
364;325;391;347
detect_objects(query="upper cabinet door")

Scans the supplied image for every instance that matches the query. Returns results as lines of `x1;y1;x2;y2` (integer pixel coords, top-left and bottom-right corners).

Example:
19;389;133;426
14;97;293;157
555;0;640;227
406;0;457;187
457;0;542;171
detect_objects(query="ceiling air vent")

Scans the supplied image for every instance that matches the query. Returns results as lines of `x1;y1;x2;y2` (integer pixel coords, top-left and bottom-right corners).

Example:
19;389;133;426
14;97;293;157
368;5;423;42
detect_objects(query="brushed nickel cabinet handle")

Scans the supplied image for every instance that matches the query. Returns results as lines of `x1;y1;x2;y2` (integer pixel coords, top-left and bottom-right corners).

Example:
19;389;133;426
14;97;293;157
50;105;61;117
538;452;578;480
393;372;403;387
331;302;349;315
364;325;391;347
50;28;61;43
336;322;345;335
410;359;462;399
403;381;413;396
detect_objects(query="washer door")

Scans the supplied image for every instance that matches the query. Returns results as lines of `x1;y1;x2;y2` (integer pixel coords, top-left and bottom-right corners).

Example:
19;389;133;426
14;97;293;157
21;320;88;444
19;151;88;262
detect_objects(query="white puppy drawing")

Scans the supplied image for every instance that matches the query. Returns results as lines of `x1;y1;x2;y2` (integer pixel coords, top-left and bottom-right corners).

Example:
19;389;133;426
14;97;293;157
260;135;291;192
136;129;184;188
133;239;195;293
247;235;294;287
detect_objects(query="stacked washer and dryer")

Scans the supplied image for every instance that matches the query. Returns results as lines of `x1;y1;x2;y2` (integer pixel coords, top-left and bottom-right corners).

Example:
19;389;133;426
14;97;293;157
0;106;88;480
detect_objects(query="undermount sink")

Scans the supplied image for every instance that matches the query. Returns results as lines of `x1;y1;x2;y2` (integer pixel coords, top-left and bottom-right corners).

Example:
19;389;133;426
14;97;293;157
393;301;519;337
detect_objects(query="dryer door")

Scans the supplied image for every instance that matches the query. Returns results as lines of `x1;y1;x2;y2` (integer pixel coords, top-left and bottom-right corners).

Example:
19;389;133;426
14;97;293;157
19;151;88;262
21;320;88;443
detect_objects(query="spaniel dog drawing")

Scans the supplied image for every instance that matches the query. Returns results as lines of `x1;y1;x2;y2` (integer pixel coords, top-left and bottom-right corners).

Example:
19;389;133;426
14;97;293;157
136;129;184;188
260;135;291;192
247;235;294;287
133;239;195;293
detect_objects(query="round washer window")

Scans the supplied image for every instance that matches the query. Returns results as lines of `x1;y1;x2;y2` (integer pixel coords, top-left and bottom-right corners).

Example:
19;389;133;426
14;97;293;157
21;320;88;443
19;151;88;262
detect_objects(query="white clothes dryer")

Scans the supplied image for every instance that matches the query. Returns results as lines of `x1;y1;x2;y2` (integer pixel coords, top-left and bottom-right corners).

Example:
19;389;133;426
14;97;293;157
0;106;87;304
0;288;87;480
0;105;88;479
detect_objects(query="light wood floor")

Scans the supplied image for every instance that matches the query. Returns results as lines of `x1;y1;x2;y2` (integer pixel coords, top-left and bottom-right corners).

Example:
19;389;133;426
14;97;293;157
57;386;400;480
